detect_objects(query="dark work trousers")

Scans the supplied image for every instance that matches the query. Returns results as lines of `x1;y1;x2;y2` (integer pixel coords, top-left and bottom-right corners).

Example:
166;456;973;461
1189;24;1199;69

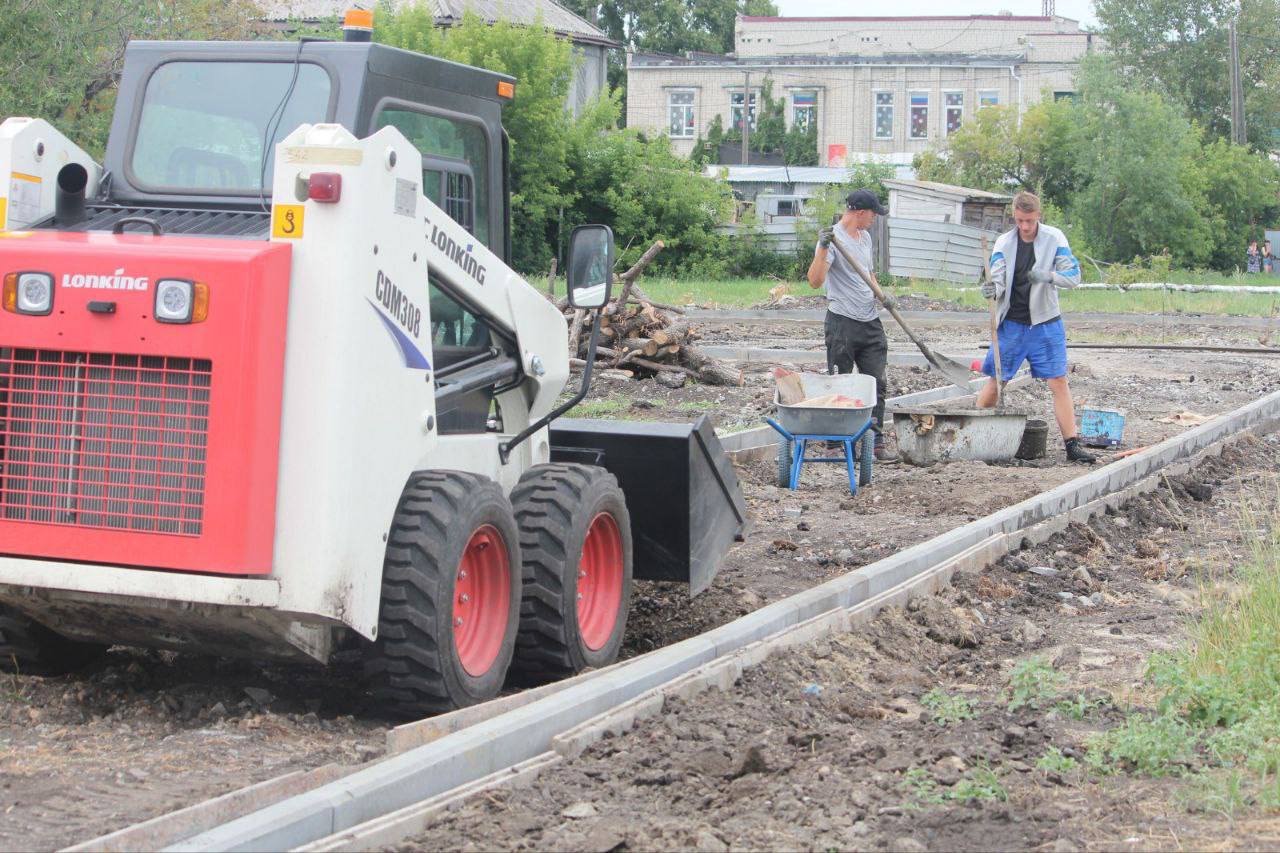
824;310;889;437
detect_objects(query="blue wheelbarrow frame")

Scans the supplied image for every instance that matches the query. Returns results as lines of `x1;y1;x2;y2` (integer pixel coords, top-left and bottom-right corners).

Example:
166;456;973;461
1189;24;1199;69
765;417;874;496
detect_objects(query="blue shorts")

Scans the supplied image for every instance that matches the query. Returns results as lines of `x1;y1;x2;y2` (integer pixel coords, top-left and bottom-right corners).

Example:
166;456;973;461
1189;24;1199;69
982;317;1068;380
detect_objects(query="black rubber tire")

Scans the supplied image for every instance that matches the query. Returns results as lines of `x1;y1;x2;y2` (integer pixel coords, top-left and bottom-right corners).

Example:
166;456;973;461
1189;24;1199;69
362;471;521;718
509;463;634;684
0;605;107;676
776;439;794;488
860;431;874;487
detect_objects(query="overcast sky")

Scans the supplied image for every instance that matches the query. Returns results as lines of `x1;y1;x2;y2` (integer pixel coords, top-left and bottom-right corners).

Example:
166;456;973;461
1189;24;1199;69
771;0;1099;29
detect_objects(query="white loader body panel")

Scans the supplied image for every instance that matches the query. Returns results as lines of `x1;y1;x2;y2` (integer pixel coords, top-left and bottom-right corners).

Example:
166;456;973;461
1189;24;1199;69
0;122;569;658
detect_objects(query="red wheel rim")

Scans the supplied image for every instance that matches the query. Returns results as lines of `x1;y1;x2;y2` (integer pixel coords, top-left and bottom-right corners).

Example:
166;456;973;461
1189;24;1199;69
453;524;511;677
577;512;624;651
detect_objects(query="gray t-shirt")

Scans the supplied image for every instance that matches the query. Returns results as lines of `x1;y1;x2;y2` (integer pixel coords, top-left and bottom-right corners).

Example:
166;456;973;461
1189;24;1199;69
819;228;878;322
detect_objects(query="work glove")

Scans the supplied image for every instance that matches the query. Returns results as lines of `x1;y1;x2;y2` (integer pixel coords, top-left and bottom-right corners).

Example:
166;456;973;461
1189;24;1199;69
980;277;998;300
1028;269;1054;286
818;227;834;249
880;294;897;310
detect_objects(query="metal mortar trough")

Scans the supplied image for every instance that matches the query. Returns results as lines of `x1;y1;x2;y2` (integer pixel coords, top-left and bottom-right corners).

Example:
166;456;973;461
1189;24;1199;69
889;406;1030;465
774;372;877;436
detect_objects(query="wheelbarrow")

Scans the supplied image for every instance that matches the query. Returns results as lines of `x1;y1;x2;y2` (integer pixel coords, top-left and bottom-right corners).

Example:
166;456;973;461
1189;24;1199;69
765;372;877;496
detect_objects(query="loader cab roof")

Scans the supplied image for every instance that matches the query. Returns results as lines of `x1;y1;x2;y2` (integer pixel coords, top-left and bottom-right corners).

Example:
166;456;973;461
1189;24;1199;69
100;40;514;257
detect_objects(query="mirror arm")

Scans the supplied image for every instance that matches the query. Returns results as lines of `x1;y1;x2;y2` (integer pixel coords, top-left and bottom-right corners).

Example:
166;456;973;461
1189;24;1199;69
499;308;602;465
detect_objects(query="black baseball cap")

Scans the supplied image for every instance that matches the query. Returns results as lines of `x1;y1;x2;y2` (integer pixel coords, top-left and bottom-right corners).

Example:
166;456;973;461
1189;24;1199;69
846;189;888;214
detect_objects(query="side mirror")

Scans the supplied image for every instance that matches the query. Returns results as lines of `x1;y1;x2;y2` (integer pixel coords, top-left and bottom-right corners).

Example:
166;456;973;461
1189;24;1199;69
566;224;614;310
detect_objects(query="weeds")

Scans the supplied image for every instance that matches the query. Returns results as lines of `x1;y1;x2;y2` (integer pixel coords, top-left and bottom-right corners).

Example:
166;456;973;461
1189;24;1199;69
1084;483;1280;813
1054;693;1108;720
901;763;1007;806
920;688;976;726
1036;747;1078;774
1007;657;1066;711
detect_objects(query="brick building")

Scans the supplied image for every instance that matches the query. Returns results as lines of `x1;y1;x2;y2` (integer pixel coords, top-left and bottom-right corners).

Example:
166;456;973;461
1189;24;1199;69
627;14;1094;166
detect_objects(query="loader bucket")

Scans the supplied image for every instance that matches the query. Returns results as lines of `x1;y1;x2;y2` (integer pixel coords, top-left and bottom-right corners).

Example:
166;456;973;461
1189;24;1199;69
550;416;748;596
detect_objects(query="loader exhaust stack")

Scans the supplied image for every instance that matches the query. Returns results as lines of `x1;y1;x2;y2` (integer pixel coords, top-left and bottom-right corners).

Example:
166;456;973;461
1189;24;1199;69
54;163;88;228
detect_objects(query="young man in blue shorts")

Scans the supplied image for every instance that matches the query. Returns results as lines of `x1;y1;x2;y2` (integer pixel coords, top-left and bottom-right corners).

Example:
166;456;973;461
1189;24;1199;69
978;191;1096;464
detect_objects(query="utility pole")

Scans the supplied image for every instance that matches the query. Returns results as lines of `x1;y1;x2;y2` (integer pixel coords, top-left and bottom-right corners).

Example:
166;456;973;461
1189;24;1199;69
1041;0;1055;16
741;71;751;165
1230;19;1247;144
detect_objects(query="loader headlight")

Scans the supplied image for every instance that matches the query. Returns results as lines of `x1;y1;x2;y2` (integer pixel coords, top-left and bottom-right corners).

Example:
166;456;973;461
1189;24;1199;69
2;272;53;315
154;279;209;324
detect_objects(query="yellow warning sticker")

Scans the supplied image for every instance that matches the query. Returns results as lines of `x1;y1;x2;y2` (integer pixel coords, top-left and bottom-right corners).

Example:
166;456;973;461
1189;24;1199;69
272;205;305;239
0;197;6;229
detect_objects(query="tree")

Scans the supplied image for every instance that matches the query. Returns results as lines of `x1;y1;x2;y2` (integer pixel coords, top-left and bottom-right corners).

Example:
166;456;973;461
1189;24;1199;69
556;0;778;104
0;0;262;157
912;99;1078;207
378;9;593;272
1095;0;1280;150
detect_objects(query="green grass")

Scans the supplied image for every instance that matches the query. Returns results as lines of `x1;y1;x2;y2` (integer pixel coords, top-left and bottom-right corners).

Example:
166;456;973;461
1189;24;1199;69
1083;483;1280;813
630;275;1280;317
565;397;632;419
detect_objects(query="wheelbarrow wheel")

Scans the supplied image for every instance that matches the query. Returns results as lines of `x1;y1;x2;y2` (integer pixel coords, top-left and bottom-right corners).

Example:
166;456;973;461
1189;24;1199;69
859;431;874;487
776;439;795;488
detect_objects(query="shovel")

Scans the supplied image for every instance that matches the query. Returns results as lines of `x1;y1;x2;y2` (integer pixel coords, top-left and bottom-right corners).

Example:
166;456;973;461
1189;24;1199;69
828;235;973;394
981;236;1005;408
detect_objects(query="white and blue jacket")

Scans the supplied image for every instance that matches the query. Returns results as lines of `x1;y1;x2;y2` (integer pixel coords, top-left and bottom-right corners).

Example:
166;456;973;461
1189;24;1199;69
988;223;1081;325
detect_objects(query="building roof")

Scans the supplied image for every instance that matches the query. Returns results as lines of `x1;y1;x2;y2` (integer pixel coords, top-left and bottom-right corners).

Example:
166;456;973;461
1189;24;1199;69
706;158;916;184
739;14;1078;25
883;179;1012;202
432;0;617;46
630;51;1025;68
259;0;619;47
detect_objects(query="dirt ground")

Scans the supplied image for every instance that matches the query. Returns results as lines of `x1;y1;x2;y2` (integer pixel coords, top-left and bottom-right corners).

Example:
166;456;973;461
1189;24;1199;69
1;319;1277;849
396;433;1280;852
619;346;1278;658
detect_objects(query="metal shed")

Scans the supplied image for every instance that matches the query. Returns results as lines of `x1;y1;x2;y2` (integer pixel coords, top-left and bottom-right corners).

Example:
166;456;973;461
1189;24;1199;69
884;179;1013;233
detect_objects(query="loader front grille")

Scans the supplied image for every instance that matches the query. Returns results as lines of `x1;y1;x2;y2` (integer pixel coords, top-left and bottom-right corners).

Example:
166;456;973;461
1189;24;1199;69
0;348;211;536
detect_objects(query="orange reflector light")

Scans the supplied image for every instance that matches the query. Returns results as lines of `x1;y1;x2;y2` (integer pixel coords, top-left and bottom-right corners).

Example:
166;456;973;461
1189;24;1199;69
343;8;374;29
497;81;515;99
2;273;16;313
193;282;209;323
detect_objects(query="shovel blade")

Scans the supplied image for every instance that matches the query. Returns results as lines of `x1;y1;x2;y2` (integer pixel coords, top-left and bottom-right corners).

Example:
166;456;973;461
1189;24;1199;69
924;350;976;393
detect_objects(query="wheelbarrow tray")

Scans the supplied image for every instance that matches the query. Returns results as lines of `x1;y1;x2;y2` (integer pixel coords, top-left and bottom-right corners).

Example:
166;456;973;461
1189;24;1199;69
889;405;1030;465
773;373;877;437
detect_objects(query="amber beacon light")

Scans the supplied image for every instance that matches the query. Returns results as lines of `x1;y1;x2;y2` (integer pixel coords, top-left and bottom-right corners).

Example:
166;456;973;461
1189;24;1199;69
343;7;374;42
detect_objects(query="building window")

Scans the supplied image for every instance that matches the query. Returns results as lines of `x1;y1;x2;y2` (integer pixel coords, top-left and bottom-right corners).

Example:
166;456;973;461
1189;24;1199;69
874;91;893;139
1053;90;1079;104
792;90;817;129
944;92;963;135
776;199;798;217
978;90;1000;110
731;91;757;131
668;91;695;138
909;91;929;140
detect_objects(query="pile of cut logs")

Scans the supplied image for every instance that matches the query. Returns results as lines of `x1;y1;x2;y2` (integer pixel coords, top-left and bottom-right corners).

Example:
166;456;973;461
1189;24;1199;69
552;240;743;387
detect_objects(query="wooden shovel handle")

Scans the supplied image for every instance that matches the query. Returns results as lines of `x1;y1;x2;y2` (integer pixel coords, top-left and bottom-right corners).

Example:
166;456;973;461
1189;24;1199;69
982;237;1004;406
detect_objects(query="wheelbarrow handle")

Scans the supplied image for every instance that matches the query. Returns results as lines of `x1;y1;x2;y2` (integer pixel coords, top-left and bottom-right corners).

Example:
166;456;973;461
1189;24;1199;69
764;417;795;442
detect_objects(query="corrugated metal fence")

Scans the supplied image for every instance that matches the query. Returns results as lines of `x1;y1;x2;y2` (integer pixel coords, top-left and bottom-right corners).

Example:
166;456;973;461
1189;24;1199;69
886;217;999;284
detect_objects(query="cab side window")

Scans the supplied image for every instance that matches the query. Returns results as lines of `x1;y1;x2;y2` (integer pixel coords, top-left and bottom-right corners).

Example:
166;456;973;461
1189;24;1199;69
375;108;489;244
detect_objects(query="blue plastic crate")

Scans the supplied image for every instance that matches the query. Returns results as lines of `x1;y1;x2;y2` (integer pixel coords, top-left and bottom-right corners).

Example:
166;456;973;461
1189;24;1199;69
1080;408;1126;448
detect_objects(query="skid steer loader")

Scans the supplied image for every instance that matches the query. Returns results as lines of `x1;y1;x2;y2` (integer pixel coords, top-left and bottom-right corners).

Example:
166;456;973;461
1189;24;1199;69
0;24;746;716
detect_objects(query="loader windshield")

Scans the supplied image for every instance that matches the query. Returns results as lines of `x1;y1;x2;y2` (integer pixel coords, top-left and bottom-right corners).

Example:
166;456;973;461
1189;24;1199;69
130;61;331;194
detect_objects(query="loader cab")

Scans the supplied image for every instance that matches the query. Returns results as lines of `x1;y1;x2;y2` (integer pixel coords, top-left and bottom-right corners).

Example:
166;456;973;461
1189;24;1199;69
92;39;519;431
101;40;513;263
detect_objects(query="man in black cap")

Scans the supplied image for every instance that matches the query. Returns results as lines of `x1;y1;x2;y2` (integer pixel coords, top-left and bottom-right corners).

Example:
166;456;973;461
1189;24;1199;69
805;188;897;462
